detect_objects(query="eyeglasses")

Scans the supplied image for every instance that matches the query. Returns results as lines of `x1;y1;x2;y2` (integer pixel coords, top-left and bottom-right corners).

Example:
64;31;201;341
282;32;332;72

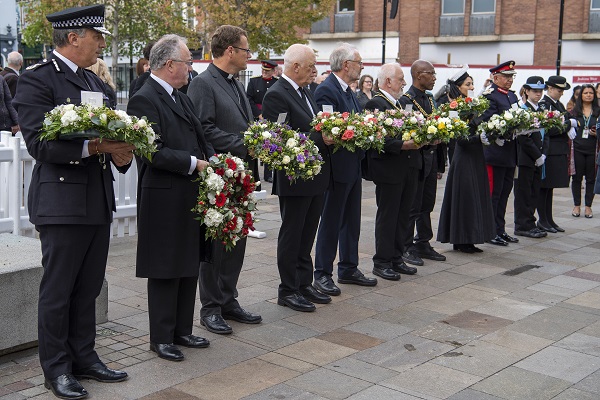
171;59;193;66
419;71;437;76
347;60;363;66
232;46;252;54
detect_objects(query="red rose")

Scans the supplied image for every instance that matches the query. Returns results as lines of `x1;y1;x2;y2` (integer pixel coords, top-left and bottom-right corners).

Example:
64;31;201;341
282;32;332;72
342;112;350;119
341;130;354;140
315;123;323;131
465;97;472;103
322;112;331;118
547;111;554;118
215;193;227;207
215;168;225;176
225;158;237;170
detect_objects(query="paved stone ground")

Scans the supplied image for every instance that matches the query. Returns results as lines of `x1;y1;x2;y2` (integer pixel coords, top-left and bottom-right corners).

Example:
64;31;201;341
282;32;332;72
2;178;600;399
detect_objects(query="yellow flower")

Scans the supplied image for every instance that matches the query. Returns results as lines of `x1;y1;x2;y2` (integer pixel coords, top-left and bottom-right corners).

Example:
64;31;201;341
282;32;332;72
427;126;438;134
437;122;446;130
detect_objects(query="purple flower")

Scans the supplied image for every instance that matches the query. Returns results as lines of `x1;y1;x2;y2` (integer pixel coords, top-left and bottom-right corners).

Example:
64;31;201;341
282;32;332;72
297;154;306;163
392;119;404;128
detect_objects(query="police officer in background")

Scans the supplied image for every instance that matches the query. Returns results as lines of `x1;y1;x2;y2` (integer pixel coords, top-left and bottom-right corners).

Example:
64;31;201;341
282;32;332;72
247;60;278;181
477;61;520;246
12;5;133;399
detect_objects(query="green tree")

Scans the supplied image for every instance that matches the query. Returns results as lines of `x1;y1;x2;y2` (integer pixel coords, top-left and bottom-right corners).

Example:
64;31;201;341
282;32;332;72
198;0;336;59
20;0;199;74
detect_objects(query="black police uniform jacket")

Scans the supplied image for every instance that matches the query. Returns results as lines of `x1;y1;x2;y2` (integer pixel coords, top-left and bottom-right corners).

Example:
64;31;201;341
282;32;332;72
246;75;277;119
518;102;549;167
538;94;570;188
477;83;519;167
13;55;129;226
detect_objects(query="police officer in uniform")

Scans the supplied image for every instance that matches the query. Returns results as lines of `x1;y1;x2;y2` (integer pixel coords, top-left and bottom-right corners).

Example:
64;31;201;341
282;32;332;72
247;60;278;181
12;5;133;399
477;61;520;246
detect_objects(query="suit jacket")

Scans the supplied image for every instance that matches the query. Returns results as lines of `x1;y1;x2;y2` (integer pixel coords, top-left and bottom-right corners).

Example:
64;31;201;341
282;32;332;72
130;71;151;98
12;55;128;226
262;77;331;196
0;67;18;98
0;75;17;130
475;83;519;167
128;77;214;279
518;102;549;167
314;73;363;183
538;95;569;156
363;93;421;184
246;75;277;118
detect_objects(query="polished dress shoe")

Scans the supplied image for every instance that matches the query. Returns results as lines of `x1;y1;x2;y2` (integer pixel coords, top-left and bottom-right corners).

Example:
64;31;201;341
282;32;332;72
514;229;544;238
453;244;475;253
487;235;508;246
222;306;262;324
372;266;401;281
550;223;565;232
73;361;128;382
149;343;184;361
532;228;548;237
278;293;315;312
537;223;557;233
414;246;446;261
391;262;417;275
499;232;519;243
402;251;424;266
313;275;341;296
338;270;377;286
44;374;88;399
174;334;210;348
200;314;233;334
299;285;331;304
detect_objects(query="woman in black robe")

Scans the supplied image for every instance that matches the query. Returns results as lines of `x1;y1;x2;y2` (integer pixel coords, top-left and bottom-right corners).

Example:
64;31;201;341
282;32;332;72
437;70;496;253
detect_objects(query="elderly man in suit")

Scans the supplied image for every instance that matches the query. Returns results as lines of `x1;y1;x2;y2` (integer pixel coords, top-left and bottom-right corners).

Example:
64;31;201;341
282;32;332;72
363;63;420;281
0;51;22;98
188;25;262;335
262;44;333;312
13;5;132;399
312;43;377;297
128;34;212;362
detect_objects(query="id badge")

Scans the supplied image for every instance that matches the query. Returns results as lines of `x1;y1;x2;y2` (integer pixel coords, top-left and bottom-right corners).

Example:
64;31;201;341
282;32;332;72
583;128;590;139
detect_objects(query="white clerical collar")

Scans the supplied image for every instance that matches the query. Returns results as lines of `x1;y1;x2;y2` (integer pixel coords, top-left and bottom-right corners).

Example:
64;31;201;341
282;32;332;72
282;73;300;91
53;50;78;73
332;72;349;91
379;89;398;104
150;73;175;99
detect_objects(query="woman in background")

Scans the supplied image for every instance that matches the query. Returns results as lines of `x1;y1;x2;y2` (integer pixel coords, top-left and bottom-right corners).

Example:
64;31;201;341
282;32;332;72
356;74;375;109
87;59;117;108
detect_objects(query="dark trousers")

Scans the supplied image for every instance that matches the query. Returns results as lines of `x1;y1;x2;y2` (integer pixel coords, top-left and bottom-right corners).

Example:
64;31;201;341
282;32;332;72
571;151;596;207
537;188;556;226
199;239;245;317
514;165;541;231
37;224;110;379
374;174;418;268
489;165;515;235
407;160;437;250
147;276;198;343
314;175;362;280
277;194;324;297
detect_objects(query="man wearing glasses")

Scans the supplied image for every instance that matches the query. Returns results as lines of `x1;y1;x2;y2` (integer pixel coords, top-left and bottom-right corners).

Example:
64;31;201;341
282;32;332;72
188;25;263;336
476;61;521;246
399;60;446;269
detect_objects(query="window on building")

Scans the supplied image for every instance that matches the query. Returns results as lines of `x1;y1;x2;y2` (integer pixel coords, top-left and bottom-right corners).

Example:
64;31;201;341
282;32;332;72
337;0;354;13
592;0;600;9
442;0;465;15
472;0;495;13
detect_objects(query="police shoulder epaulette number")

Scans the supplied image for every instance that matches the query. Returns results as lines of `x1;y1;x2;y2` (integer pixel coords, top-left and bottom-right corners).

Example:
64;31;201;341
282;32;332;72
25;60;53;71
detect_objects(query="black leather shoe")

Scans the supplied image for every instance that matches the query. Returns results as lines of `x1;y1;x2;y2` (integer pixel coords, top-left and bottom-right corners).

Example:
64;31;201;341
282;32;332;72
299;285;331;304
200;314;233;334
415;246;446;261
372;266;401;281
149;343;184;361
222;307;262;324
313;276;341;296
551;223;565;232
532;228;548;237
453;244;475;253
73;361;128;383
487;235;508;246
278;293;315;312
338;270;377;286
391;262;417;275
537;223;557;233
500;232;519;243
402;251;424;266
174;334;210;348
44;374;88;399
514;229;544;238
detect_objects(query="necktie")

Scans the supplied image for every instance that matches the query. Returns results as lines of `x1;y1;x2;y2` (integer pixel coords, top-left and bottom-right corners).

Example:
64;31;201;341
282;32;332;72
76;67;91;90
298;87;315;116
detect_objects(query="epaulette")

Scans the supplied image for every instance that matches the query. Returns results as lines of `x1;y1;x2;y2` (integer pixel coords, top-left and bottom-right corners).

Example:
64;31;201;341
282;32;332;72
482;87;494;95
25;59;53;71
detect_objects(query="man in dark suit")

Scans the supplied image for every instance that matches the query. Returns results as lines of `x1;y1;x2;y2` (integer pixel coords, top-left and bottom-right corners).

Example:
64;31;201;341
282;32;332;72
313;43;377;296
188;25;262;335
246;60;278;120
364;63;420;281
398;60;446;266
262;44;332;312
0;51;22;98
12;5;132;399
514;76;550;239
476;61;521;246
128;34;212;362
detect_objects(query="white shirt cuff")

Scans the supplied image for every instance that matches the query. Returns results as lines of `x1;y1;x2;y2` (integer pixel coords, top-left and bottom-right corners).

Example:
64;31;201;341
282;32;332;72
189;156;197;175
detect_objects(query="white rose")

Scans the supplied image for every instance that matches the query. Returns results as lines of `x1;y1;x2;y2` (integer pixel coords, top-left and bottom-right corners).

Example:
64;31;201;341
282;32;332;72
205;173;225;191
384;118;393;125
61;110;80;126
409;117;418;124
503;111;513;120
137;118;147;128
286;138;298;148
331;127;340;135
261;131;271;139
282;155;291;164
347;125;355;131
225;169;234;178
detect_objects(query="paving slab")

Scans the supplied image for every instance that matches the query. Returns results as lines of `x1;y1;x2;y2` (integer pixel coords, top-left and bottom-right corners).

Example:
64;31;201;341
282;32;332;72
285;368;373;400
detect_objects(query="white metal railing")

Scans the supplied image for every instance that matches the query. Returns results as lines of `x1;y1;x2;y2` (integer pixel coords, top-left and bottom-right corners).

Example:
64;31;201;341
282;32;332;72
0;131;138;237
